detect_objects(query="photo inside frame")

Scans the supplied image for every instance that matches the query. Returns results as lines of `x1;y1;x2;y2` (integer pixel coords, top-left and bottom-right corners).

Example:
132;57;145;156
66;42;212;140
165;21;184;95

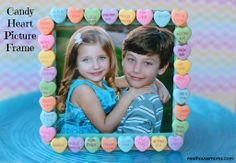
55;23;174;133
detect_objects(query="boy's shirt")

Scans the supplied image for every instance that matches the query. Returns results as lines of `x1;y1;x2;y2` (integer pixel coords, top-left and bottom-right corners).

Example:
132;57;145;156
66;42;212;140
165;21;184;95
116;83;163;134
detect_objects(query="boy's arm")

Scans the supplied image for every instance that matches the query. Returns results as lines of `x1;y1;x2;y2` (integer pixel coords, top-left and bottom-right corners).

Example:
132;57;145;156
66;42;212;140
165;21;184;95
155;79;170;104
115;76;128;88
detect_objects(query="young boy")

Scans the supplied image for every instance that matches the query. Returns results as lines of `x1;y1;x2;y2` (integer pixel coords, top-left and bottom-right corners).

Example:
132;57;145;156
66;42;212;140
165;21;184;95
116;26;174;133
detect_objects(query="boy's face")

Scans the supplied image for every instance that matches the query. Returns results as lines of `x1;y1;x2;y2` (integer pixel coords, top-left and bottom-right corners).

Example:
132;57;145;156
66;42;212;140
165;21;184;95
122;51;167;88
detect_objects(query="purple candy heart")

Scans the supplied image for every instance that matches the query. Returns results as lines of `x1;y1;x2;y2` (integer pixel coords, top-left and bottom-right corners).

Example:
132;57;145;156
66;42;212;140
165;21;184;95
40;67;57;82
68;136;84;152
102;9;118;25
174;44;191;60
168;135;184;151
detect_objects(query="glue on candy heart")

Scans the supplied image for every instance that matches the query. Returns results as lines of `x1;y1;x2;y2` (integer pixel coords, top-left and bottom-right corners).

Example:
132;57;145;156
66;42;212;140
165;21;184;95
40;66;57;82
84;8;100;25
68;136;84;153
67;7;84;24
38;34;55;51
101;137;117;152
118;136;133;152
168;135;184;151
172;119;189;136
119;9;135;25
40;110;57;127
154;10;171;27
85;137;100;153
151;136;167;152
171;9;188;27
49;8;67;24
174;74;190;89
174;44;191;60
136;9;153;25
38;50;56;67
134;136;150;152
37;18;54;35
173;88;190;105
39;81;56;97
51;137;68;153
39;96;56;112
174;104;190;121
174;26;192;44
102;9;118;25
174;59;192;75
39;125;56;143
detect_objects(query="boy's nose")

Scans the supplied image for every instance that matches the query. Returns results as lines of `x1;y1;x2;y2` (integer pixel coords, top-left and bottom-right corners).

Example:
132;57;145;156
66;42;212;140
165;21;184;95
133;63;141;73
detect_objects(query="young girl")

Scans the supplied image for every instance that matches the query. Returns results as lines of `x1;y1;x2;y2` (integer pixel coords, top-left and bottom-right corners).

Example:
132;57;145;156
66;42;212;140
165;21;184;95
56;26;154;134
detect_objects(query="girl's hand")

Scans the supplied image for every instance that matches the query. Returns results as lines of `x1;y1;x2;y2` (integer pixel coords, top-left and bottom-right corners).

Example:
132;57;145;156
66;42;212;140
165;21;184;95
155;79;170;104
127;86;155;99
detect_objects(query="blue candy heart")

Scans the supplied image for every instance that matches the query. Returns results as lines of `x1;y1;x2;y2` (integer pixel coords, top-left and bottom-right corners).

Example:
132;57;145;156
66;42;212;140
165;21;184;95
118;136;133;152
173;88;190;105
154;10;171;27
40;110;57;127
49;7;67;24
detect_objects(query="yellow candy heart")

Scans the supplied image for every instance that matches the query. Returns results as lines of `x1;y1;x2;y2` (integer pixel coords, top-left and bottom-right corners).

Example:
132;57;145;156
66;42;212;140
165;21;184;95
174;59;192;75
119;9;135;25
151;136;167;152
38;50;55;67
51;137;68;153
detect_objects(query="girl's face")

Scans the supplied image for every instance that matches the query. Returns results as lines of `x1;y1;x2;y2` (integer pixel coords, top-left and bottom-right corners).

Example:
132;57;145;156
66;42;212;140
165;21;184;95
77;43;110;86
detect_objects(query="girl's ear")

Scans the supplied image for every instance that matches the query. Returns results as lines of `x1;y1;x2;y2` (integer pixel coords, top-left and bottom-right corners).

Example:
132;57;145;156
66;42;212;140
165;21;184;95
158;63;169;75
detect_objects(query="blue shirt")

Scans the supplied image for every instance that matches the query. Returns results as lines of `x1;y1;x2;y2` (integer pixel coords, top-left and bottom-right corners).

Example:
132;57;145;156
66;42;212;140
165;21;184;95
56;79;117;134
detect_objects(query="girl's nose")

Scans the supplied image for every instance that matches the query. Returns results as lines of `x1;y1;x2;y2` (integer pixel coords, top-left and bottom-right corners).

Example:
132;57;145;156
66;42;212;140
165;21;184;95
93;60;100;69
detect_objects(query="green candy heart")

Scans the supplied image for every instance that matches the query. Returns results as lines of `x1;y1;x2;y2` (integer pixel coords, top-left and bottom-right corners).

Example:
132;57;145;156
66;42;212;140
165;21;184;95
174;26;192;44
84;8;101;24
39;81;56;97
85;137;100;153
172;119;189;136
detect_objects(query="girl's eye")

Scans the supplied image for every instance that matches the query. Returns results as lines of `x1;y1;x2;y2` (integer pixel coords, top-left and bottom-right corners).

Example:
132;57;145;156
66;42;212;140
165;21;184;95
82;58;89;62
99;56;107;60
144;61;153;66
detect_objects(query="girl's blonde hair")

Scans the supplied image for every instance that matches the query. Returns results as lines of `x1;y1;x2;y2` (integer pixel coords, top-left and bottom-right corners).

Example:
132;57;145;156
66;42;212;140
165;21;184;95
57;26;119;114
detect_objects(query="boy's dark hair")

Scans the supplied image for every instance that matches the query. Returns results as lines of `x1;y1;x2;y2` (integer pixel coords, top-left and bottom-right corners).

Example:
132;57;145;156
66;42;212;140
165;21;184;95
122;26;174;69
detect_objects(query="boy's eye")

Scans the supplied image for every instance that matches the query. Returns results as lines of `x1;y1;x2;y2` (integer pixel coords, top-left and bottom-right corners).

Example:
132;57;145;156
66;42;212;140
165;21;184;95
127;58;135;62
144;61;153;66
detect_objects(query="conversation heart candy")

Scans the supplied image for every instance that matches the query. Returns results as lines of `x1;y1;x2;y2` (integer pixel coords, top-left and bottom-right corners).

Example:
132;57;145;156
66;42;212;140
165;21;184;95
84;8;100;25
174;59;192;75
51;137;68;153
174;26;192;44
171;9;188;27
172;119;189;136
40;66;57;82
39;125;56;143
136;9;153;25
39;81;56;97
168;135;184;151
38;50;56;67
173;88;190;105
119;9;135;26
102;9;118;25
85;137;100;153
174;104;190;121
118;136;133;152
37;18;54;35
174;74;190;89
174;44;191;60
49;7;67;24
38;34;55;51
68;136;84;153
39;96;56;112
151;136;167;152
134;136;150;152
101;137;117;152
154;10;171;27
67;7;84;24
40;110;57;127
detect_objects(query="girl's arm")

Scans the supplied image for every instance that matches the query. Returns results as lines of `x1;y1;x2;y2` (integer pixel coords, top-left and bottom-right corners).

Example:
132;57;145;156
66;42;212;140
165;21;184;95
155;79;170;104
115;76;128;88
71;85;153;133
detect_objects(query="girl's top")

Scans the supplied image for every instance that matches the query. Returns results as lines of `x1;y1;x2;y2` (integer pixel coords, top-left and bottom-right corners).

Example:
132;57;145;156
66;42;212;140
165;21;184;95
55;79;117;134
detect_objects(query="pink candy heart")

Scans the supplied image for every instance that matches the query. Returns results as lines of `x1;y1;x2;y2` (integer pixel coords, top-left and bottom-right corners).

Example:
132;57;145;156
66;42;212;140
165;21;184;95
68;136;84;153
38;34;55;50
136;9;153;25
40;67;57;82
174;44;191;60
174;74;190;89
102;9;118;25
134;136;150;152
168;135;184;151
39;126;56;143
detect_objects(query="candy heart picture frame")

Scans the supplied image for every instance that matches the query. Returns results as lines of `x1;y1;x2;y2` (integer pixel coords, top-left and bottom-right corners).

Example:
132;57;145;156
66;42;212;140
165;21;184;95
37;8;192;153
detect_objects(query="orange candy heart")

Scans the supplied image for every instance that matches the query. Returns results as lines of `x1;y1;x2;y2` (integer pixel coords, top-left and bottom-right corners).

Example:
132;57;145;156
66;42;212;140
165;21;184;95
174;104;190;121
101;137;117;152
67;7;84;24
37;18;54;35
171;9;188;27
39;96;56;112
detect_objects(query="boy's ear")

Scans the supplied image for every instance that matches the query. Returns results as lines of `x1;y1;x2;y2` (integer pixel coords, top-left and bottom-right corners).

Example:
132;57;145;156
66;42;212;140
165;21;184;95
158;63;169;75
